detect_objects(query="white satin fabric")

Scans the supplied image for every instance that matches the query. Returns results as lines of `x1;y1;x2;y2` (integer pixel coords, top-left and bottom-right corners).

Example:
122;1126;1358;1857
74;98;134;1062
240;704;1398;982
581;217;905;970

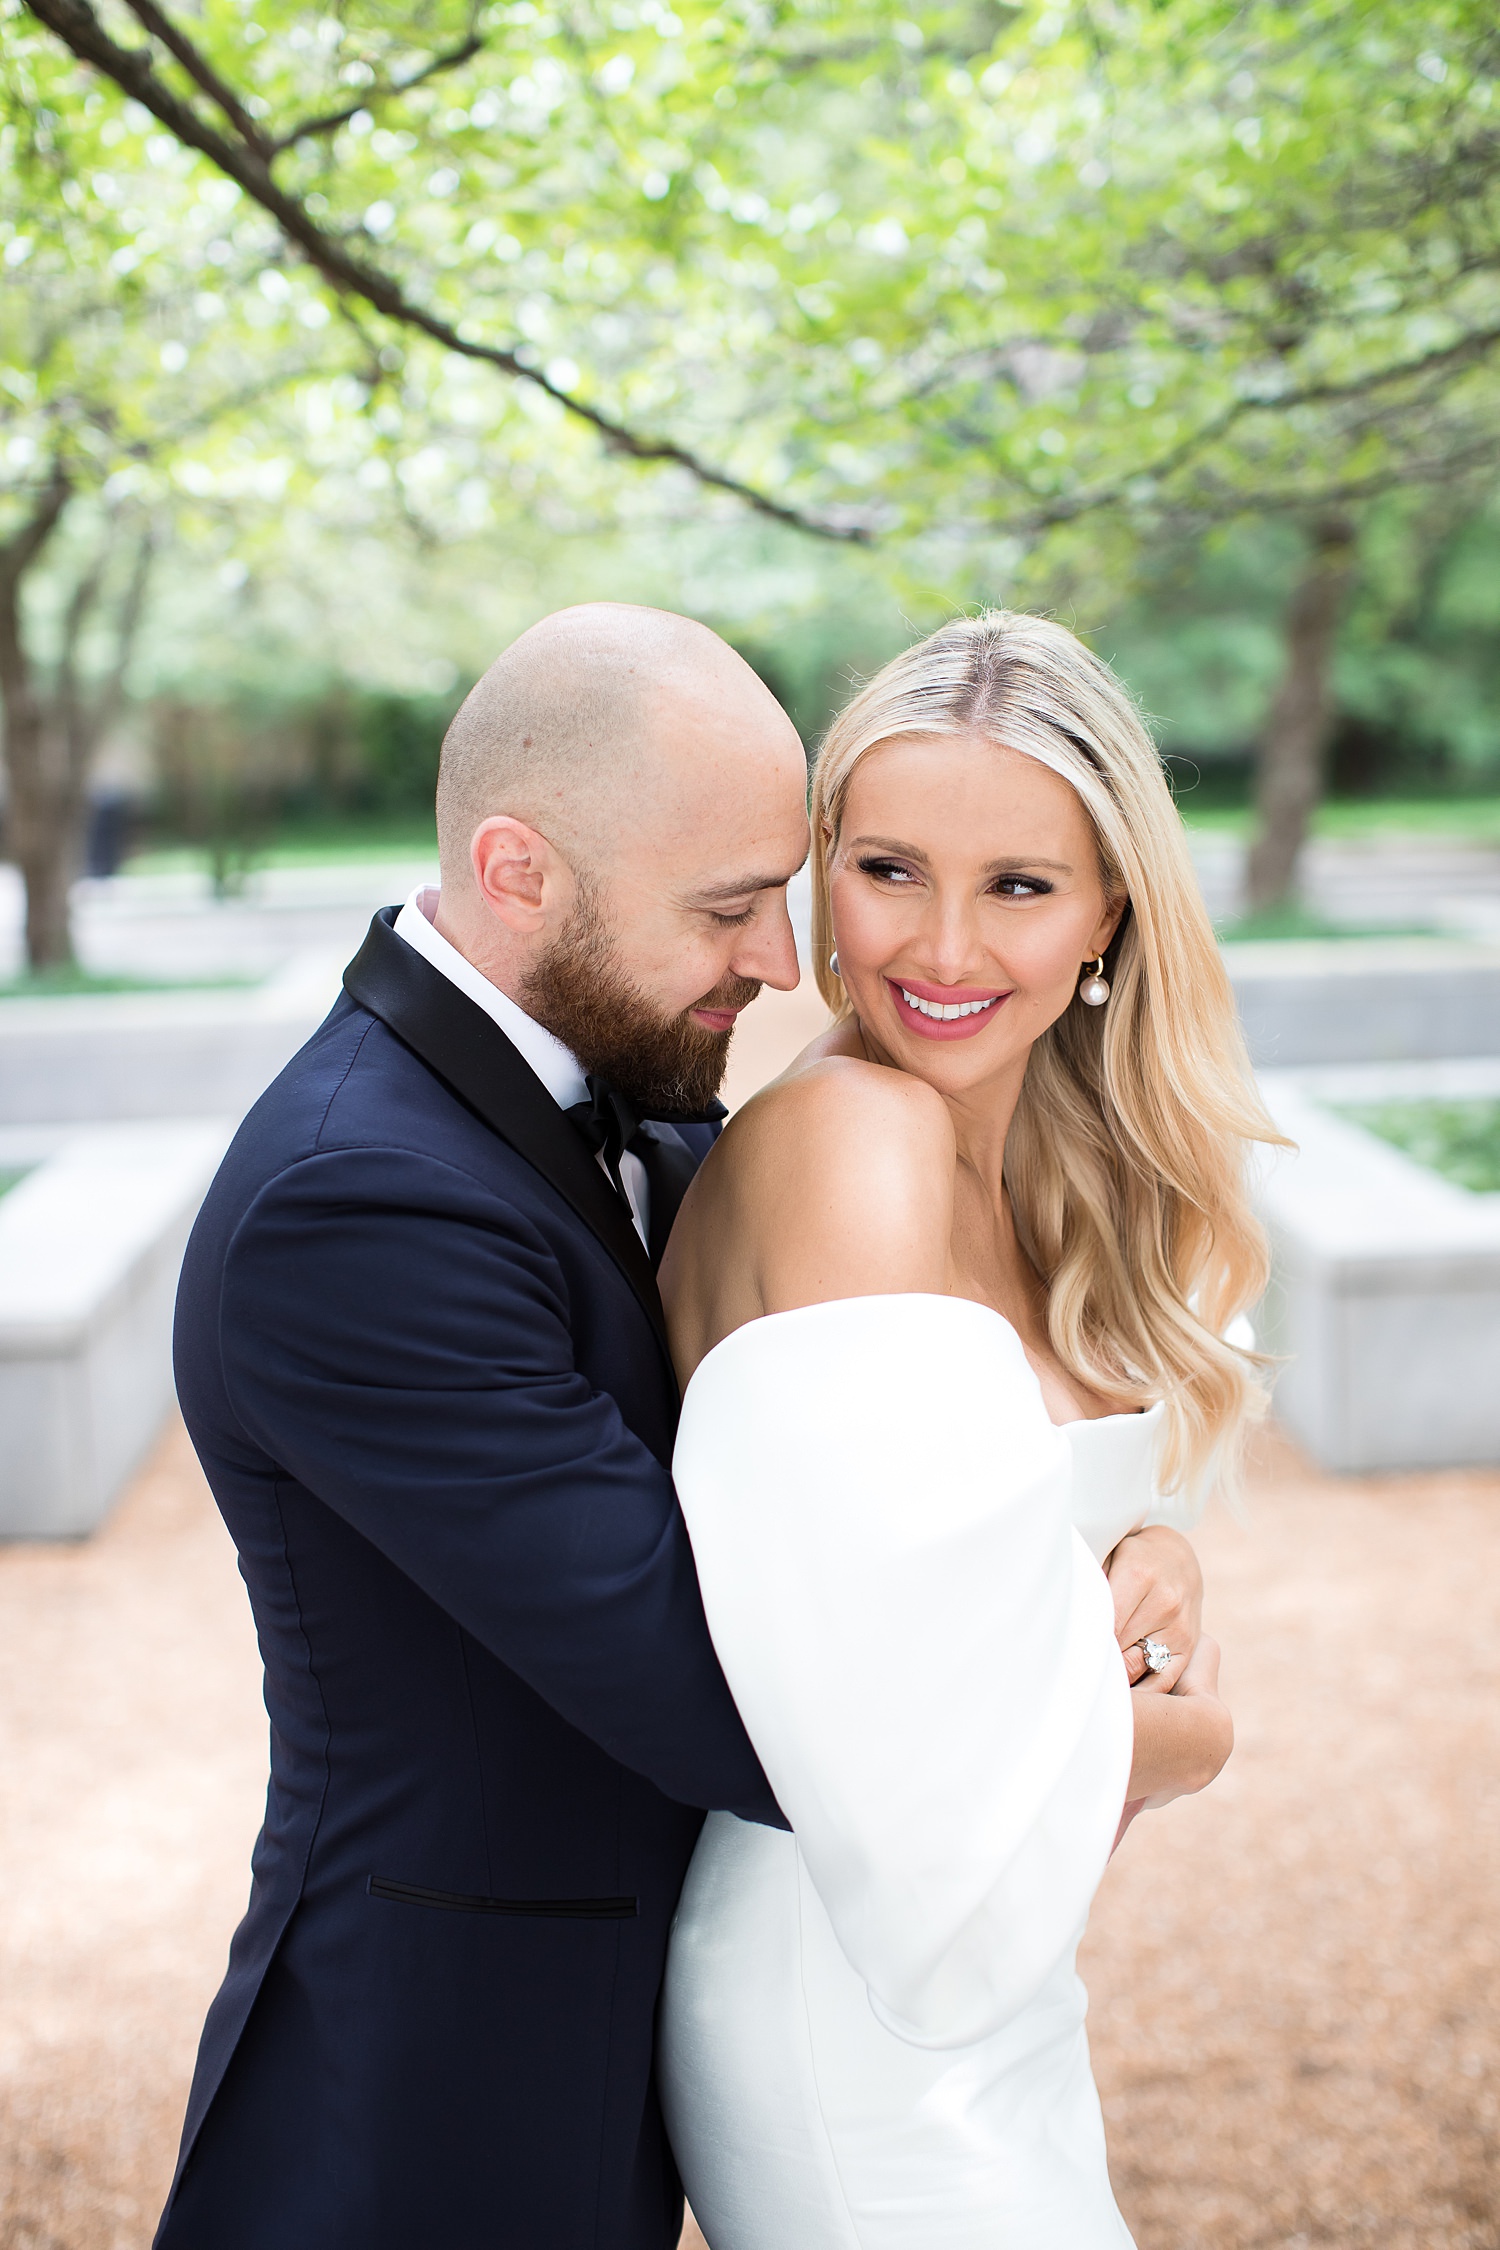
661;1294;1171;2250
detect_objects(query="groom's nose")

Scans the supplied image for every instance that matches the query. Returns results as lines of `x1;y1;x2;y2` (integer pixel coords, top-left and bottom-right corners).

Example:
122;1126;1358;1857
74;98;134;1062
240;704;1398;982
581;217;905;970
730;891;801;993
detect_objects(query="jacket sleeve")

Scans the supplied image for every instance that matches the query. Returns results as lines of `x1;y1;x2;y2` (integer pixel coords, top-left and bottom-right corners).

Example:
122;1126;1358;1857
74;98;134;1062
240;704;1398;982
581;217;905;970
215;1141;783;1827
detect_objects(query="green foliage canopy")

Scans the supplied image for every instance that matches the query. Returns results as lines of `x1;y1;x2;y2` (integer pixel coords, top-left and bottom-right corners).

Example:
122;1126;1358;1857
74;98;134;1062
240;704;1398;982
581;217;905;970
13;0;1500;562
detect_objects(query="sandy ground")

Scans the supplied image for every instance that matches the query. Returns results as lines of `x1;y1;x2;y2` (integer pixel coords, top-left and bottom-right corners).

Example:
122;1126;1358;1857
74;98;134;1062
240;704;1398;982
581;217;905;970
1084;1428;1500;2250
3;974;1498;2247
7;1428;1498;2249
0;1424;265;2250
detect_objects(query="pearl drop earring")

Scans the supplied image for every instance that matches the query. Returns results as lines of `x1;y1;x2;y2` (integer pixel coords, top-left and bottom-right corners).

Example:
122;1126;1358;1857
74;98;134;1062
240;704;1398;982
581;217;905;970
1079;956;1110;1007
829;950;841;979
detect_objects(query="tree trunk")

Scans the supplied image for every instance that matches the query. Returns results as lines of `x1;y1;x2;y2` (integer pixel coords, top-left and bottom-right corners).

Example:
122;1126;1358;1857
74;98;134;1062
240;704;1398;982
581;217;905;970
16;825;77;967
1245;516;1357;915
0;479;152;974
0;464;75;969
3;689;87;969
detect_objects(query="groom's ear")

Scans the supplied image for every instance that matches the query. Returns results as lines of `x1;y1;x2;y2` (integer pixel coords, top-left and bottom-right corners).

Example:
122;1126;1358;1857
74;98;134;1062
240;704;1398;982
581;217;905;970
470;816;571;935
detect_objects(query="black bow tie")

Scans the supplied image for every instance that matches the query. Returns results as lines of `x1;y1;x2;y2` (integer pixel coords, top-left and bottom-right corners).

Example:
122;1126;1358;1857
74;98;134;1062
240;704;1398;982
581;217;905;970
565;1075;726;1207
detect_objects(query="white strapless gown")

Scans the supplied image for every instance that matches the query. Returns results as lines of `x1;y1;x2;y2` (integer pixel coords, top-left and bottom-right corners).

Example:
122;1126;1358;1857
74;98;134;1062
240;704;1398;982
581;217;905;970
660;1294;1176;2250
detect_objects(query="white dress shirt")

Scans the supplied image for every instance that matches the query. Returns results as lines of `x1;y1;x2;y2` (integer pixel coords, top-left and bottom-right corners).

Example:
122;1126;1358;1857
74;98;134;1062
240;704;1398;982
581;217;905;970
392;886;650;1247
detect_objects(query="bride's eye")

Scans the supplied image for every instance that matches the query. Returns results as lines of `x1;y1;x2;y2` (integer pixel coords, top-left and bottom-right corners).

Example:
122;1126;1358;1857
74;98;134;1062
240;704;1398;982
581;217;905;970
991;875;1053;899
857;855;921;885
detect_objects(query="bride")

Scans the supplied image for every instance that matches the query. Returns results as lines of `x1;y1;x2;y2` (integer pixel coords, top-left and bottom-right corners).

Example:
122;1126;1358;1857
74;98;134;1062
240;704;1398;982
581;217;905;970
656;611;1280;2247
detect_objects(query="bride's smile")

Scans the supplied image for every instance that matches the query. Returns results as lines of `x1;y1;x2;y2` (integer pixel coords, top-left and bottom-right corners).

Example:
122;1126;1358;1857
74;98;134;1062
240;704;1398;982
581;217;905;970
888;975;1010;1033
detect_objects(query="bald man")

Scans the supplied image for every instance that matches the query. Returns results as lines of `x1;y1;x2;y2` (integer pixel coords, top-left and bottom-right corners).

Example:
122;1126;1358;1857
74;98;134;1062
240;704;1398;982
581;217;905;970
161;608;811;2250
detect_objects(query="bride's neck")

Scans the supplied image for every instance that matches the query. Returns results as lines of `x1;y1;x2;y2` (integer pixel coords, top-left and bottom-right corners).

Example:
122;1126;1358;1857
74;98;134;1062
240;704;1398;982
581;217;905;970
851;1020;1026;1205
943;1075;1026;1203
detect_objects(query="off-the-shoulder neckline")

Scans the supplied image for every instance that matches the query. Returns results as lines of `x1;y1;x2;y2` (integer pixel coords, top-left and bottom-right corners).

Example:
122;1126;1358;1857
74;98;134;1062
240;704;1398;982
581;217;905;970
684;1294;1164;1432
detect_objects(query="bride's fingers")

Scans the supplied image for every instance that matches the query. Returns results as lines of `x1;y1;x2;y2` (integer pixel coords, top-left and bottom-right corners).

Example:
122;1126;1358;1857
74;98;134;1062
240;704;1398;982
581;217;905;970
1114;1587;1193;1667
1173;1633;1222;1698
1105;1527;1204;1658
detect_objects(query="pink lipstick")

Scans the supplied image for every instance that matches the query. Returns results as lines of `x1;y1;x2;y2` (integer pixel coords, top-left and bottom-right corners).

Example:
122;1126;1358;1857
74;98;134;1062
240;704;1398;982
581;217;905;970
886;976;1011;1041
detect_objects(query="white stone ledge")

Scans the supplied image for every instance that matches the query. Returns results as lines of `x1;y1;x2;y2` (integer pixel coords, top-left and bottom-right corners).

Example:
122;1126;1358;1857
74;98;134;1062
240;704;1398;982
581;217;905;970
0;950;343;1125
1255;1065;1500;1472
0;1120;232;1537
1226;938;1500;1067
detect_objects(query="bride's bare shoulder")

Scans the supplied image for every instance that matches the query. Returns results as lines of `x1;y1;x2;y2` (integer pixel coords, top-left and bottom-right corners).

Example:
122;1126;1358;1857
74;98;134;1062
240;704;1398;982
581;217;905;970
712;1057;956;1306
737;1051;952;1168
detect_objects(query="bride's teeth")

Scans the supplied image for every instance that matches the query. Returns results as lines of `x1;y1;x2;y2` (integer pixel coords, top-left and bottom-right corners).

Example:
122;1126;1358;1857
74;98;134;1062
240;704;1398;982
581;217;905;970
899;987;997;1022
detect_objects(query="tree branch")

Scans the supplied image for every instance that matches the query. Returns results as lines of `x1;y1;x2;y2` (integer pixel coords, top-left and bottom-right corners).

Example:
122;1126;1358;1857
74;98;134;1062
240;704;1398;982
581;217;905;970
27;0;865;542
1007;313;1500;536
56;546;107;724
121;0;269;156
0;457;73;597
266;33;484;158
77;522;154;765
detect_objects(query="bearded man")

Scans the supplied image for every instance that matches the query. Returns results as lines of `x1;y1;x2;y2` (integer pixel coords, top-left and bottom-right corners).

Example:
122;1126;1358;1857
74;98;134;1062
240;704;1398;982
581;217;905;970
160;605;810;2250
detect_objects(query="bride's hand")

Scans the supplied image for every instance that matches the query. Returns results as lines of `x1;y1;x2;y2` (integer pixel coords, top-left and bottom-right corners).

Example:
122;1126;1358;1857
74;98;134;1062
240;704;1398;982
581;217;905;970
1105;1524;1202;1693
1129;1634;1233;1809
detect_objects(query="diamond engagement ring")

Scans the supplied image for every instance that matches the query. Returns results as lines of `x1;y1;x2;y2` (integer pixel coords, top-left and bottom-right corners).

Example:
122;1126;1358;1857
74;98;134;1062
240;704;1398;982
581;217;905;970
1140;1637;1174;1675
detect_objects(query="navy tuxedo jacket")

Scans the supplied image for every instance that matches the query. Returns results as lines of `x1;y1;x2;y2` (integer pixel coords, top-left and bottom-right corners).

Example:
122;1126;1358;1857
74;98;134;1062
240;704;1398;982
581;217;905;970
159;911;779;2250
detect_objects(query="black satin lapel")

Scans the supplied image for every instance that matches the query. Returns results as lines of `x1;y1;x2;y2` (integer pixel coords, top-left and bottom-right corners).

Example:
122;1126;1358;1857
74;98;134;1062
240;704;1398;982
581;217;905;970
636;1123;700;1270
343;911;671;1363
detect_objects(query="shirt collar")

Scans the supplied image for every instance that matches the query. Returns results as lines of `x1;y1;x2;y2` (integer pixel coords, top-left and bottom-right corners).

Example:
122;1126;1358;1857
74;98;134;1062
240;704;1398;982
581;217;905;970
391;887;589;1113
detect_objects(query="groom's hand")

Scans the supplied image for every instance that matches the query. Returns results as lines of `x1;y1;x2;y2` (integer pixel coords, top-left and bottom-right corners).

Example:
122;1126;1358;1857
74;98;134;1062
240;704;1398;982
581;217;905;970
1105;1524;1203;1693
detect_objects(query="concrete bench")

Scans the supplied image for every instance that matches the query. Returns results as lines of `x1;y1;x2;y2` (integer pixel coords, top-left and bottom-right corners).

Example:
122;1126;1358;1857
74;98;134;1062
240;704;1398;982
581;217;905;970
0;950;341;1126
1255;1060;1500;1471
1226;938;1500;1067
0;1120;232;1537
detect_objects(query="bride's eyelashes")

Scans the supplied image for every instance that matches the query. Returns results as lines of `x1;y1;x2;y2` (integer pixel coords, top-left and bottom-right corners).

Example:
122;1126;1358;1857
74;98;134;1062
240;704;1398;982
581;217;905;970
855;853;922;885
853;853;1055;901
989;875;1055;900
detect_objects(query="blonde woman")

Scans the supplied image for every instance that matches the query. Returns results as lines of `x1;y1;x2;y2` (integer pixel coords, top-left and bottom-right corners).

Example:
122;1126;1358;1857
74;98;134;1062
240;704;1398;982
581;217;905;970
656;612;1279;2247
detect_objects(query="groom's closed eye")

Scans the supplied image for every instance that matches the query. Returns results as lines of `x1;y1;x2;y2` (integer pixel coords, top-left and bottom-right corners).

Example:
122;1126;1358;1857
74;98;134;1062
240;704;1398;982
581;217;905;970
688;869;799;927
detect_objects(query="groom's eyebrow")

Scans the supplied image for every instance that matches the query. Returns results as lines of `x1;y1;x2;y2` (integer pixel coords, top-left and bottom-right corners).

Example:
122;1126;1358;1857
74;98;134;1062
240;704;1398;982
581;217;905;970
690;863;805;902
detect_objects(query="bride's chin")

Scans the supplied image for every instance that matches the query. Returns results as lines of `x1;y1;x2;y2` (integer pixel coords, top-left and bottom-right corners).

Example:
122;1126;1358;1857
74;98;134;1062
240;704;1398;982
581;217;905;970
876;1029;1018;1092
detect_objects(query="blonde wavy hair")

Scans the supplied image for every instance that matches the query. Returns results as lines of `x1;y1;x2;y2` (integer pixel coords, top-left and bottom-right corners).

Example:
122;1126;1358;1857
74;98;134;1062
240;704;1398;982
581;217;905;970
810;609;1284;1500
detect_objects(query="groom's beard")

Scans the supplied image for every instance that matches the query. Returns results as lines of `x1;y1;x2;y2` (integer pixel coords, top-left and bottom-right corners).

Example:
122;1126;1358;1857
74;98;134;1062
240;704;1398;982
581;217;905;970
520;876;761;1113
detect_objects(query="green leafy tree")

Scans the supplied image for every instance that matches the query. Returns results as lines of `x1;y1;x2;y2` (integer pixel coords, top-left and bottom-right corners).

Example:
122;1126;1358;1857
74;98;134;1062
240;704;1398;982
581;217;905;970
0;36;345;961
18;0;1500;914
776;0;1500;897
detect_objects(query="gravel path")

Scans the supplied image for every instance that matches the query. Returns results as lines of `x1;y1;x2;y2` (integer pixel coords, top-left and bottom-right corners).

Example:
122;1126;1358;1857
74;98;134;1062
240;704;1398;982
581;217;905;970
1085;1426;1500;2249
0;1423;264;2250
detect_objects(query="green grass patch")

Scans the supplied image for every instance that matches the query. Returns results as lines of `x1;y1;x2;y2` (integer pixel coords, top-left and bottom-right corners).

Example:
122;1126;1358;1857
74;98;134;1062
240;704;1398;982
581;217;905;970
125;815;438;877
1334;1098;1500;1195
1179;794;1500;842
1218;904;1439;943
0;1166;32;1201
0;966;262;1001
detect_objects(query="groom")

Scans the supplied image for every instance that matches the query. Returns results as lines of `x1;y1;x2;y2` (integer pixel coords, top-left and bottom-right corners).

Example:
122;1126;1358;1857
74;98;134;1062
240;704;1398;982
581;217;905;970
158;605;811;2250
